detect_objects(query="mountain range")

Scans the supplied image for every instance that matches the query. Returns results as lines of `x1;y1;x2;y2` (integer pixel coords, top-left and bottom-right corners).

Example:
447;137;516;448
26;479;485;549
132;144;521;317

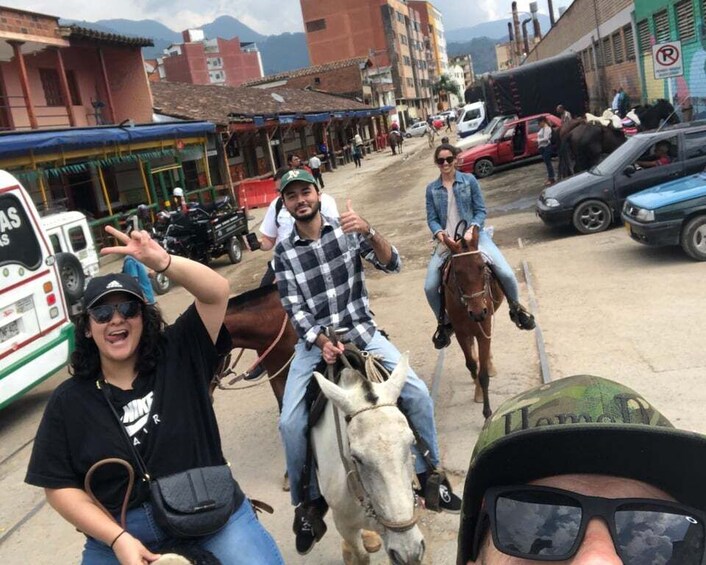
62;14;551;78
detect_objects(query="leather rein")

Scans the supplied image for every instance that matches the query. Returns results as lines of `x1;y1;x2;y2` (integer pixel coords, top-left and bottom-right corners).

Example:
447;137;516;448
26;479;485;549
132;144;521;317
328;337;420;533
449;249;496;339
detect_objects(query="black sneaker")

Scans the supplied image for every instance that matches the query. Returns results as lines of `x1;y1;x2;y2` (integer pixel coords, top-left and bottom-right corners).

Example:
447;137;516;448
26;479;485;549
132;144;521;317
432;323;453;349
244;364;266;381
438;481;462;514
293;502;327;555
509;304;536;330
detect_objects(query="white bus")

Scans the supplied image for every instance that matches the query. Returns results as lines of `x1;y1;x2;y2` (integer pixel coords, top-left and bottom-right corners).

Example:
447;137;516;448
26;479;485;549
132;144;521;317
0;171;74;409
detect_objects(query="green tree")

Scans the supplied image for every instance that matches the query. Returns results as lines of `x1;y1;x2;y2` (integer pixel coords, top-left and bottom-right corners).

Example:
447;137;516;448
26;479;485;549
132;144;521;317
432;73;462;100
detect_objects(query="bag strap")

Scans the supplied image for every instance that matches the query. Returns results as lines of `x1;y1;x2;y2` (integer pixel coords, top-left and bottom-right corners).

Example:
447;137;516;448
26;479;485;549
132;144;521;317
96;379;151;480
274;196;283;228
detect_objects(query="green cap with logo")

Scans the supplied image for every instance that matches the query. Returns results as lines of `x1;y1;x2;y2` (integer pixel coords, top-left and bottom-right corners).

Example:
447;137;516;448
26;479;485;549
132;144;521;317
278;168;317;193
457;375;706;564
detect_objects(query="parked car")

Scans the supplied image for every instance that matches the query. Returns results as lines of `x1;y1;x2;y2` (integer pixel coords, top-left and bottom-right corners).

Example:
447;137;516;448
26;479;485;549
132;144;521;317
622;171;706;260
536;122;706;234
455;114;517;152
41;211;99;285
456;101;487;138
404;121;430;138
456;113;561;178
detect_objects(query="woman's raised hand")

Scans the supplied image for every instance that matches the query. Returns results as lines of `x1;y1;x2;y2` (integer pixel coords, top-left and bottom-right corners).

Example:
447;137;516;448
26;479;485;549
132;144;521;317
101;225;170;273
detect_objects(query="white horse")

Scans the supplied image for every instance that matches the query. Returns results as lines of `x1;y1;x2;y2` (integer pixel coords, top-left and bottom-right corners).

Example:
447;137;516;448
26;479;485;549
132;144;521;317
312;354;425;565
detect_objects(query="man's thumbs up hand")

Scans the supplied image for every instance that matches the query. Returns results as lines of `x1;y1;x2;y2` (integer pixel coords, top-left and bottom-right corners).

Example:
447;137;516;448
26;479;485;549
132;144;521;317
340;198;369;235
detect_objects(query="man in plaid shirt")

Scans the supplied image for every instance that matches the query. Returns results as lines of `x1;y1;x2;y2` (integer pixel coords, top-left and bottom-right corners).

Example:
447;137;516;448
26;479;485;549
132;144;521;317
274;169;461;555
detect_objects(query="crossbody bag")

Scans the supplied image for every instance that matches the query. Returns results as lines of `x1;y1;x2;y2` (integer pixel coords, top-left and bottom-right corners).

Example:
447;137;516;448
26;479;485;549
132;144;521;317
97;379;236;538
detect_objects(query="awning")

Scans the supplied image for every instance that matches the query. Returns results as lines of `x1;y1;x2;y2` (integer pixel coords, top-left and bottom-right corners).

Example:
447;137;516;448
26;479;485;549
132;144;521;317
0;121;215;158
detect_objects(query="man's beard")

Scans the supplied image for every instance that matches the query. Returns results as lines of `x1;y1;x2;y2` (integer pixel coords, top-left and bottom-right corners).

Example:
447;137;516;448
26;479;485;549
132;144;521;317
294;199;320;222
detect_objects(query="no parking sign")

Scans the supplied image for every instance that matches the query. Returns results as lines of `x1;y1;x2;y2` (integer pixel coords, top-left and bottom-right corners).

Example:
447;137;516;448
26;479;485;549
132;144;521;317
652;41;683;79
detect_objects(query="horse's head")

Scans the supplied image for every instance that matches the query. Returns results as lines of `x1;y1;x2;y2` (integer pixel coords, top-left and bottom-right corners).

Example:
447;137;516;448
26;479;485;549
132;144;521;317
443;231;492;322
314;354;425;565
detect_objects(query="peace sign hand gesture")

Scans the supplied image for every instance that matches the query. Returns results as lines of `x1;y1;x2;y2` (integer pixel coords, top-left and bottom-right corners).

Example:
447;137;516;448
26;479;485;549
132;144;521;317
101;225;170;272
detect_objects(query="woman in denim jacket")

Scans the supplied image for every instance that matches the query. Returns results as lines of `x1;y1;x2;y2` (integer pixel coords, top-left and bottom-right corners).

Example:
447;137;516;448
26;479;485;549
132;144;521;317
424;143;535;348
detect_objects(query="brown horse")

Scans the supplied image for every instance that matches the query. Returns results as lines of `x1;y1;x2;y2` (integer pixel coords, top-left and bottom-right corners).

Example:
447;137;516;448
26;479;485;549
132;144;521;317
441;226;504;418
216;284;297;410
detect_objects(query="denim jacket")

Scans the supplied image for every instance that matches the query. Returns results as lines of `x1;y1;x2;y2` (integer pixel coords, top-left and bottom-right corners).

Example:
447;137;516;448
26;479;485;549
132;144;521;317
425;171;487;237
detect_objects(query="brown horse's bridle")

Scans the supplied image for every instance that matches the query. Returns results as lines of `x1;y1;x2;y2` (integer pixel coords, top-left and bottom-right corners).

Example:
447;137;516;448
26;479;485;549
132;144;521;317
450;250;493;308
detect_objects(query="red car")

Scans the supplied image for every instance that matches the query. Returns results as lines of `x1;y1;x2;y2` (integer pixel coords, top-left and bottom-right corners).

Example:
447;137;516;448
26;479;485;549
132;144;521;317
456;113;561;178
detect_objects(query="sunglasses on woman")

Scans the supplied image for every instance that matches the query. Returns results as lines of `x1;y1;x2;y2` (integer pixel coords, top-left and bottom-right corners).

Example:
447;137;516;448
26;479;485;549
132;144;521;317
477;485;705;564
87;301;142;324
436;156;455;165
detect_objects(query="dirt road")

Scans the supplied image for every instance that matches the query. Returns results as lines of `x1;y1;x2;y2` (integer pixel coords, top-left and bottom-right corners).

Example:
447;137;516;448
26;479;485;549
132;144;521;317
2;136;705;564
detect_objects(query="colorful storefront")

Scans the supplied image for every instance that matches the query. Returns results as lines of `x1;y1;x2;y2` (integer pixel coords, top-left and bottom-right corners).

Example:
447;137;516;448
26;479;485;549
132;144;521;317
634;0;706;119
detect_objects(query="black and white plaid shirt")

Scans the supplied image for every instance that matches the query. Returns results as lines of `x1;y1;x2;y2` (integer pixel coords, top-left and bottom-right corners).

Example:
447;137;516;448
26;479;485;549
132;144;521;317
274;215;401;349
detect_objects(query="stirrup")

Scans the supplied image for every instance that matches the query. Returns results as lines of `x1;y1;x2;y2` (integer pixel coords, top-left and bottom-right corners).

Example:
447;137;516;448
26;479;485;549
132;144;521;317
432;324;451;349
510;305;536;330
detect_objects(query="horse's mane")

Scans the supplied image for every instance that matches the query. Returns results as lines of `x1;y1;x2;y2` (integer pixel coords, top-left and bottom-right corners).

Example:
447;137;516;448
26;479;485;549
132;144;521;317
229;284;279;310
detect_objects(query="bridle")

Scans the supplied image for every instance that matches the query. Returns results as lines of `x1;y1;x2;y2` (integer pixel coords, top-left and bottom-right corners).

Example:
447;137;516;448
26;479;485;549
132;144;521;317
329;341;420;534
449;249;496;339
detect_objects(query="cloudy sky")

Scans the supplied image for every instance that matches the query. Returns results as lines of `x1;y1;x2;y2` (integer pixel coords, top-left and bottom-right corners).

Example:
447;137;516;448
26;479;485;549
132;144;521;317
10;0;573;35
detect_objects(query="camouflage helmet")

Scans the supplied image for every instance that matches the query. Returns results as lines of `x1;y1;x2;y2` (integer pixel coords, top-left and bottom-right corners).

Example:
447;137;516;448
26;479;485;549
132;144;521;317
457;375;706;564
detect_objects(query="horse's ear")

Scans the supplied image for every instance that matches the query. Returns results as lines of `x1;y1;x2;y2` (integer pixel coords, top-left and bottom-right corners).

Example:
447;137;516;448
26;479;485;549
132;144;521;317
442;234;461;253
382;353;409;402
313;371;354;413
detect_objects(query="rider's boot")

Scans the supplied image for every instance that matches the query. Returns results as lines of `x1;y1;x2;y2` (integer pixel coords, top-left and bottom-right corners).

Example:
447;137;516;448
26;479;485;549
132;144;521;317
432;321;453;350
293;497;328;555
508;300;536;330
415;471;462;514
244;363;266;381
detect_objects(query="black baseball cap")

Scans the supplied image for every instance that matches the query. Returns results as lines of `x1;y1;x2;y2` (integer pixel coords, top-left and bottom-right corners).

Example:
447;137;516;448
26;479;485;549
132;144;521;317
457;375;706;564
83;273;146;309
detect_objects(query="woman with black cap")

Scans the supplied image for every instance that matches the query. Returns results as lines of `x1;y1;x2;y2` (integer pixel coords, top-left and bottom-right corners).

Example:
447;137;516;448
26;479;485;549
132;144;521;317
25;225;283;564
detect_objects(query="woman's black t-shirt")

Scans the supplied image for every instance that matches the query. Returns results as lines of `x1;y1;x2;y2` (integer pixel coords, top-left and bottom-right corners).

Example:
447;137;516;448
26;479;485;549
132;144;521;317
25;304;244;515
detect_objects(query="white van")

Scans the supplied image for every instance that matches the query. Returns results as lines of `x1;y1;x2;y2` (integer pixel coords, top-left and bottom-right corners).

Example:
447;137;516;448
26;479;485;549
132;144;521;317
41;211;99;284
457;102;487;138
0;171;74;409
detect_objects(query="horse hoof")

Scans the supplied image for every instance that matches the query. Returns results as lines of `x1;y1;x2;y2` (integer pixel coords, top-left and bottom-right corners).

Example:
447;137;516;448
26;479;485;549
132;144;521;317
282;473;290;492
342;541;355;565
474;384;484;404
362;530;382;553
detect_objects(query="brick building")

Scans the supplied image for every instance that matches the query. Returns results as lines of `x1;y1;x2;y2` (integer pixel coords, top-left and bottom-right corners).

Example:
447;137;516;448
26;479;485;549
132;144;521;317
634;0;705;120
299;0;437;125
160;29;263;87
523;0;640;112
241;56;395;109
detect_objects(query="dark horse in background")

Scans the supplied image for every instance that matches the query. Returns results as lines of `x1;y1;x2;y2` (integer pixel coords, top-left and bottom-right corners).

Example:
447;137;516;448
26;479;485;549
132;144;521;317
557;99;679;179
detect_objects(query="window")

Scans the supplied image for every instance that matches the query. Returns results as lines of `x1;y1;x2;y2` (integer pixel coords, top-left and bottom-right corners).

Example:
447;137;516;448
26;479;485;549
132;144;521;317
207;57;223;69
397;11;404;23
209;70;225;83
684;131;706;159
66;70;81;105
676;0;696;41
68;226;87;252
49;234;61;254
305;18;326;32
314;77;321;85
602;37;613;66
527;119;541;134
653;10;670;43
612;32;624;63
624;25;636;60
39;68;63;107
637;19;651;53
403;55;411;66
400;34;407;45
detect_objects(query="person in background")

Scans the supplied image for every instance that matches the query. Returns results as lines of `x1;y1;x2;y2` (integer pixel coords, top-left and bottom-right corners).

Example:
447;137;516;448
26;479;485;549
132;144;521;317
611;88;620;114
317;141;329;165
172;187;189;213
556;104;572;125
288;153;311;173
25;226;284;565
353;131;364;159
537;116;555;186
457;375;706;565
636;140;672;168
123;214;156;305
618;86;630;119
352;139;362;168
308;151;325;189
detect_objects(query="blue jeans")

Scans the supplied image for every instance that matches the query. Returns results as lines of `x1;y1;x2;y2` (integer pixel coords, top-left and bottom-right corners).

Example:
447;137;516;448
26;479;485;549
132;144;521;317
540;145;555;180
81;500;283;564
424;233;520;320
280;331;440;505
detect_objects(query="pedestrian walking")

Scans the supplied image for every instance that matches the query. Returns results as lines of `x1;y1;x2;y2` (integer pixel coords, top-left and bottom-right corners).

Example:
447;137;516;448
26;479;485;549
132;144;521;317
537;116;555;186
556;104;572;125
354;132;364;159
308;151;325;188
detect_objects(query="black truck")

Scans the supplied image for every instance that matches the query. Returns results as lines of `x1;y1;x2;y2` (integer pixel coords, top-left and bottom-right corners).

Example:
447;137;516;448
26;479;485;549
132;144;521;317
465;53;589;120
